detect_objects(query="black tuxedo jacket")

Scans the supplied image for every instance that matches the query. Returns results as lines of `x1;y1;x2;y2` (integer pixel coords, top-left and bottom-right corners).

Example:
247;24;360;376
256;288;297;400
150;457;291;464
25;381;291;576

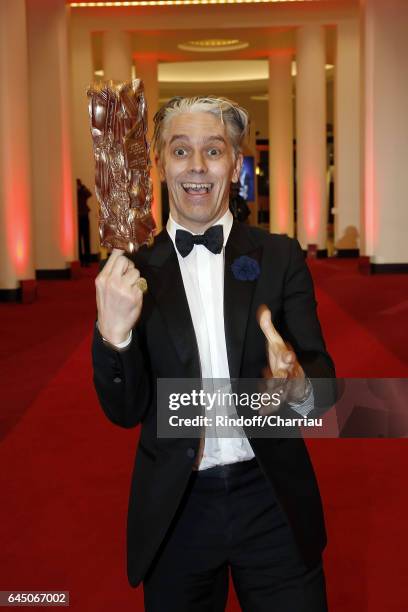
92;221;335;588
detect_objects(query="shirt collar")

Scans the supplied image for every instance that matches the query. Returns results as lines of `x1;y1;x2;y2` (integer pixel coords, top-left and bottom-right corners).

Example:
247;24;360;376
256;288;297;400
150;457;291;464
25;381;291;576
166;208;233;249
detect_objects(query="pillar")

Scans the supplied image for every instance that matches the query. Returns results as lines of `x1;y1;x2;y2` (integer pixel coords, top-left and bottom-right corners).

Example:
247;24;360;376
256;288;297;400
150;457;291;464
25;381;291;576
0;0;35;297
360;0;408;267
26;0;76;274
134;56;162;231
334;20;361;255
70;21;99;257
268;52;294;237
296;25;327;252
103;29;132;82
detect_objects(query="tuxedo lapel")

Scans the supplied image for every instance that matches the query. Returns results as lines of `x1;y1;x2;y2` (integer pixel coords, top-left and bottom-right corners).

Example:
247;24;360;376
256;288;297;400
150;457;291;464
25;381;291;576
145;231;201;378
224;222;263;380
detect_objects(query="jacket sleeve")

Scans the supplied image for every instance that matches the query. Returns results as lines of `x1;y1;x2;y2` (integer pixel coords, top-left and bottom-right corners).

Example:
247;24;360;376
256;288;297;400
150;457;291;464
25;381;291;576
280;238;337;415
92;321;152;428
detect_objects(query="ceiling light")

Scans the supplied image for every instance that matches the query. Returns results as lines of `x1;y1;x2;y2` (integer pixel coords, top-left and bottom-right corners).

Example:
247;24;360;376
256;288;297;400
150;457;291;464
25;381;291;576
178;39;249;53
71;1;318;7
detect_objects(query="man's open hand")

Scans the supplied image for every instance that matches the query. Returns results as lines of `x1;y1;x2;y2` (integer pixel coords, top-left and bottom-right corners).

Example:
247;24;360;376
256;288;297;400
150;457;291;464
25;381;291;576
95;249;144;345
256;304;308;408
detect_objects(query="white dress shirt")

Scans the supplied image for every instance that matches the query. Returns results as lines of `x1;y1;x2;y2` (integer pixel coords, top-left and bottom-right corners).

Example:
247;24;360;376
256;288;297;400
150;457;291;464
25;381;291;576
166;209;255;470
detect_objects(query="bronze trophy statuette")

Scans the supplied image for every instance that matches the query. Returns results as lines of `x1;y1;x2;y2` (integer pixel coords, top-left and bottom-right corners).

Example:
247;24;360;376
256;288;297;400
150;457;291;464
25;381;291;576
87;79;156;254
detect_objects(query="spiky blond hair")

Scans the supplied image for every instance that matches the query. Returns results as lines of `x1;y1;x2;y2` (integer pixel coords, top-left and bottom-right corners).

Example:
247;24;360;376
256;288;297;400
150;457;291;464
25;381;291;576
152;96;250;160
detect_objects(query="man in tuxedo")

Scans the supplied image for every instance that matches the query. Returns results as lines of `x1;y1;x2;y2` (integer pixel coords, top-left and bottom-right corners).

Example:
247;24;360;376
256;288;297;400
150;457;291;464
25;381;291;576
92;96;335;611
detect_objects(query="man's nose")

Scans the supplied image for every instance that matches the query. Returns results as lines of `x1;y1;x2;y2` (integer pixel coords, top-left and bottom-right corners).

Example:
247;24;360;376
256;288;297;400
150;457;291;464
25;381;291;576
189;150;207;173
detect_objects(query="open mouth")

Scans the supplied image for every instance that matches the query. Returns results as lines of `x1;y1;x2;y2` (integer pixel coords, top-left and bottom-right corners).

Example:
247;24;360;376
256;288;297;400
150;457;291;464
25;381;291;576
181;182;213;195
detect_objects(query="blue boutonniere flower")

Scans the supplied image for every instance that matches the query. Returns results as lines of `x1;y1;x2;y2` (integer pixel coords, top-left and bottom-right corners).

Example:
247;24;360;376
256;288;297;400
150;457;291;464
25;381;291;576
231;256;260;281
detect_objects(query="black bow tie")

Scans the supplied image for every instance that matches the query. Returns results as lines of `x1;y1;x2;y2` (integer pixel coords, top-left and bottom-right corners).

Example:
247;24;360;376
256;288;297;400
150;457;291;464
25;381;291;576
175;225;224;258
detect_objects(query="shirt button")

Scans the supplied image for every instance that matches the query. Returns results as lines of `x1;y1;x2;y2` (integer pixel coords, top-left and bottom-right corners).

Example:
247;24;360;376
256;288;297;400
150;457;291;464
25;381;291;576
186;448;195;459
113;377;122;384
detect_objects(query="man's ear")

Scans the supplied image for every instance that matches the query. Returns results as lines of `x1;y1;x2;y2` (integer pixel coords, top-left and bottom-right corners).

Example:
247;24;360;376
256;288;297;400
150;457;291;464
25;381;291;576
156;154;166;182
231;152;243;183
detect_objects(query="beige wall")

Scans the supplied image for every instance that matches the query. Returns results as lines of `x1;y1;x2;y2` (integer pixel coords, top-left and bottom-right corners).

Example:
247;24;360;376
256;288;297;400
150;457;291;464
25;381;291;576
0;0;34;289
334;19;361;250
361;0;408;263
27;0;76;270
70;17;99;255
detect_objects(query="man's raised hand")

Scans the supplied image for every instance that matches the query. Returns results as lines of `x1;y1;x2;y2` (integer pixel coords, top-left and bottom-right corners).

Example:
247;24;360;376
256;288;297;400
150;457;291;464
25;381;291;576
257;304;303;379
256;304;308;408
95;248;144;345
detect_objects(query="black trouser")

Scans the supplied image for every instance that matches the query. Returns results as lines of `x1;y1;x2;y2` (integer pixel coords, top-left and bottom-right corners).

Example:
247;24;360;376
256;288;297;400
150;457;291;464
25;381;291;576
143;458;328;612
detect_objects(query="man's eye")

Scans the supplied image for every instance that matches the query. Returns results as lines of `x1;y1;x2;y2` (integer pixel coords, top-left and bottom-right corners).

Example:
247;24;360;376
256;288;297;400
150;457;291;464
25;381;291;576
174;148;187;157
208;148;221;157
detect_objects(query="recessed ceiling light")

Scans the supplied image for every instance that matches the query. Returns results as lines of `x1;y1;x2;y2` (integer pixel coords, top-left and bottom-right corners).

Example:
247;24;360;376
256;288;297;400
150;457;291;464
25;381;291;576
178;39;249;52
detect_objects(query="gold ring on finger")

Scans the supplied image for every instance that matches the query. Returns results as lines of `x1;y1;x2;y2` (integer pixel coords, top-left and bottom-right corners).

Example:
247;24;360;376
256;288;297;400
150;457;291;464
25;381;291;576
135;277;148;293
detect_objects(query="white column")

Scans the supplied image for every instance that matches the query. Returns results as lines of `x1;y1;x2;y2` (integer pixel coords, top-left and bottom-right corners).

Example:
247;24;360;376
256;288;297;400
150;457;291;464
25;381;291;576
134;57;162;231
0;0;35;291
70;21;99;256
360;0;408;265
268;52;294;237
26;0;76;271
334;20;361;253
103;29;132;82
296;25;327;251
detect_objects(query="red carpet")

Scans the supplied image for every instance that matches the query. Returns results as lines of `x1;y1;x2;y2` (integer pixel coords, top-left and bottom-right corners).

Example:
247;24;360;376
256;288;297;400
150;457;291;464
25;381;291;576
1;259;407;611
